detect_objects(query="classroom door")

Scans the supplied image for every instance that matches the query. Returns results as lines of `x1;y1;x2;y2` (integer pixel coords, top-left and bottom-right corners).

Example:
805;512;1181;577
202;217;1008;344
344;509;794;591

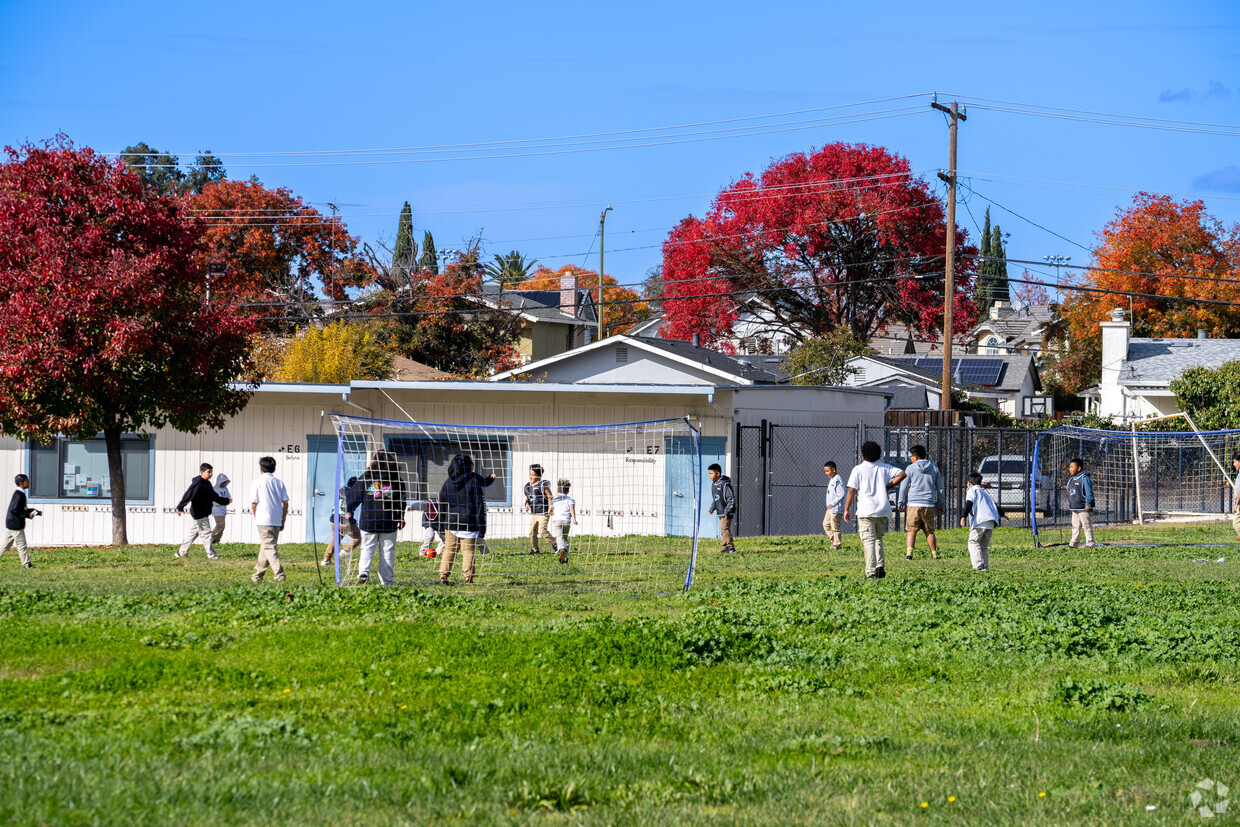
306;435;338;545
665;436;725;538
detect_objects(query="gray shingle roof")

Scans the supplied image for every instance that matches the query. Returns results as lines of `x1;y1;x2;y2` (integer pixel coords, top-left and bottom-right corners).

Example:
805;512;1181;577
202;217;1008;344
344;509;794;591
636;337;785;384
885;354;1039;393
1122;338;1240;384
478;285;596;324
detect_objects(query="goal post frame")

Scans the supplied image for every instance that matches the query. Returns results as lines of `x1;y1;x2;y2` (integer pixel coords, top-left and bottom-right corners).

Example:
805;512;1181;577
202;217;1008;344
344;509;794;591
1130;412;1233;489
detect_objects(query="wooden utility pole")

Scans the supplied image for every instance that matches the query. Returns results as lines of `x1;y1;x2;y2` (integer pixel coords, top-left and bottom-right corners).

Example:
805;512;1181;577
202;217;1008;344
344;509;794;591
931;98;966;412
598;206;612;341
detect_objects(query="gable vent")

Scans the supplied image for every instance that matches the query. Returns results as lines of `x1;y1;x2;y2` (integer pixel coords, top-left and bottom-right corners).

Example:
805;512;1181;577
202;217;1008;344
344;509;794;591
616;346;629;363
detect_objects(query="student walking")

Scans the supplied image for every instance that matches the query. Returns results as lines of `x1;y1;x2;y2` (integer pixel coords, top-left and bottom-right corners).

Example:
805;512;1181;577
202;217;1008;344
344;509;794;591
3;474;38;568
823;461;846;550
707;463;737;554
250;456;289;583
549;479;577;564
961;472;1001;571
210;472;231;545
175;463;231;560
523;464;555;555
898;445;946;560
347;452;407;586
437;454;495;585
844;441;906;579
1066;457;1096;548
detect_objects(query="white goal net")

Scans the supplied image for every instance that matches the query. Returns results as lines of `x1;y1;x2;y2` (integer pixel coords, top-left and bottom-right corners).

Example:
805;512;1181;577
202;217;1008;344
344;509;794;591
1032;419;1240;547
317;414;703;591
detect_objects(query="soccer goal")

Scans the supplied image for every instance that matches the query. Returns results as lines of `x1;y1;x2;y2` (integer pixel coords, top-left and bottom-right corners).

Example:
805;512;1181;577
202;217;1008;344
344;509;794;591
1032;414;1240;547
318;414;704;591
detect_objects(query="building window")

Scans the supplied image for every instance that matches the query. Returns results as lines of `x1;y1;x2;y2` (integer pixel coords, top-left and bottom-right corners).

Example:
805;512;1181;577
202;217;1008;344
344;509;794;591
384;434;513;507
616;346;629;363
28;436;152;500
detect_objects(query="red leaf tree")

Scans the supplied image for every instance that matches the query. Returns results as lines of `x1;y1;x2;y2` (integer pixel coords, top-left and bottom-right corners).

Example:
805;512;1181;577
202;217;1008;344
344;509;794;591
659;142;977;349
189;180;373;313
0;138;257;545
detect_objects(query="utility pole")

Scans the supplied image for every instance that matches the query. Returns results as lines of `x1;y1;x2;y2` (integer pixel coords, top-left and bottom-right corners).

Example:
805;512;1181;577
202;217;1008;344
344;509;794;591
931;98;966;412
598;205;613;341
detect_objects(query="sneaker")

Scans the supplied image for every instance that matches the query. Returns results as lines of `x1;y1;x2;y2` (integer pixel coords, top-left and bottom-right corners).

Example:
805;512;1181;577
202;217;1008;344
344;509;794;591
438;576;449;586
173;551;188;558
830;544;842;550
529;548;540;555
905;552;914;561
356;572;368;585
1067;543;1078;549
465;576;473;584
866;572;879;579
22;562;33;569
320;559;333;567
207;553;219;560
1085;543;1096;548
931;552;939;560
875;566;886;579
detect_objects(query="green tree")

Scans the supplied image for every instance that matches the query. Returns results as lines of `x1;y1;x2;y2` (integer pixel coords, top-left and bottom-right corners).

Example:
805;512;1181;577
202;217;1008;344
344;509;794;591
419;230;439;274
1170;362;1240;430
392;202;417;281
119;143;227;195
975;208;1011;315
783;329;871;385
482;250;538;287
274;323;394;383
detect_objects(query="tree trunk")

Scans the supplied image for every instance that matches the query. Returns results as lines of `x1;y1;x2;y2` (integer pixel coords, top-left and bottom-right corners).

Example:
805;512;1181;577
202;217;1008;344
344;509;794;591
104;425;129;546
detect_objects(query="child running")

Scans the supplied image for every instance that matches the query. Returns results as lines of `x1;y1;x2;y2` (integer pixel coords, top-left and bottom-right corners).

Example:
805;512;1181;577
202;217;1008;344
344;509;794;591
961;472;1000;571
549;479;577;564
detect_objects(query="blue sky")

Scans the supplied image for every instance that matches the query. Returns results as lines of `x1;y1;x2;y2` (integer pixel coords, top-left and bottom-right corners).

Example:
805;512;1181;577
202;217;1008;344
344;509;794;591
3;0;1238;298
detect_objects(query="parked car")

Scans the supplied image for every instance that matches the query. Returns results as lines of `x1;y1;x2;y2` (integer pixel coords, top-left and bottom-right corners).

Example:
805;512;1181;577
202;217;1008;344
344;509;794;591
977;454;1051;513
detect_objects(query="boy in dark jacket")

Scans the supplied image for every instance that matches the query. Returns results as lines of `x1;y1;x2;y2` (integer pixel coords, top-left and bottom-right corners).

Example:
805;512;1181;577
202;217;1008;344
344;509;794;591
4;474;38;568
175;463;231;560
1066;457;1096;548
707;463;737;554
437;454;495;584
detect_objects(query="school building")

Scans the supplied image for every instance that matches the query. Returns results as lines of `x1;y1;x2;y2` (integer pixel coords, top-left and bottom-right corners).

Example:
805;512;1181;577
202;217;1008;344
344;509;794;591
0;376;889;548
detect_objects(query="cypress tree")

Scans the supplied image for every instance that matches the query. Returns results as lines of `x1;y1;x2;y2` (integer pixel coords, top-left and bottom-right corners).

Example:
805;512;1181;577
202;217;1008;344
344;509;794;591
419;230;438;275
989;225;1010;305
392;202;415;279
977;208;994;315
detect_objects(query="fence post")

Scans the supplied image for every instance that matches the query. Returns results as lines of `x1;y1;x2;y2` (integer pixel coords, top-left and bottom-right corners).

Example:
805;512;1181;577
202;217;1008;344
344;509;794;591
760;419;769;536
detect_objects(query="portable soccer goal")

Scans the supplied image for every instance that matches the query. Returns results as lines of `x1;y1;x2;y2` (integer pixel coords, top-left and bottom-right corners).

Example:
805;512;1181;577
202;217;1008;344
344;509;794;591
319;414;703;591
1032;414;1240;547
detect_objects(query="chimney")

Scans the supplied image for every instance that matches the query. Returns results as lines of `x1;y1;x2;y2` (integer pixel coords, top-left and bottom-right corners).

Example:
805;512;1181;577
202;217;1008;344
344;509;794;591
1198;329;1208;340
989;300;1010;321
1099;308;1131;418
692;333;701;347
559;273;579;318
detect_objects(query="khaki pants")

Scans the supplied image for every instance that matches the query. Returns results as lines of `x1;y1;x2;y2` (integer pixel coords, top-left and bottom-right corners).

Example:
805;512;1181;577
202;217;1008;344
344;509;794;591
719;515;735;553
1069;511;1095;547
968;526;992;571
179;516;217;559
823;511;843;548
439;531;477;582
858;517;887;576
252;525;285;582
1;528;30;566
528;514;553;552
1231;511;1240;538
211;515;227;545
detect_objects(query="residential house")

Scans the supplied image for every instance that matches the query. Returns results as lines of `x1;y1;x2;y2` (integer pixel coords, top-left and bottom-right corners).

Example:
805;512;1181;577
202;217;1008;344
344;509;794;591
973;302;1053;356
1083;308;1240;420
473;280;598;365
845;353;1048;418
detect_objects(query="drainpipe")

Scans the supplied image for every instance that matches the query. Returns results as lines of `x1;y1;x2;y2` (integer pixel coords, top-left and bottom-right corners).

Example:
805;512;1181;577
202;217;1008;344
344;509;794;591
341;390;372;417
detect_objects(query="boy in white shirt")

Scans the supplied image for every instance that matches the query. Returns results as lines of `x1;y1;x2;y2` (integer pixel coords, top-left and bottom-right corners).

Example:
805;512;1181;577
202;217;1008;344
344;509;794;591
822;461;846;550
844;441;906;579
960;472;1000;571
549;479;577;565
249;456;289;583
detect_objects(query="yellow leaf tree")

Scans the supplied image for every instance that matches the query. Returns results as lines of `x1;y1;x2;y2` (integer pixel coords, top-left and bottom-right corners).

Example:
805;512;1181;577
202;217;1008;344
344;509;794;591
273;323;394;383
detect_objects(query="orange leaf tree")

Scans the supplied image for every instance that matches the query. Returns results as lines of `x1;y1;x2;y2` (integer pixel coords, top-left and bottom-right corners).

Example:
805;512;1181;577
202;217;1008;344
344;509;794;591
511;264;651;335
1046;193;1240;396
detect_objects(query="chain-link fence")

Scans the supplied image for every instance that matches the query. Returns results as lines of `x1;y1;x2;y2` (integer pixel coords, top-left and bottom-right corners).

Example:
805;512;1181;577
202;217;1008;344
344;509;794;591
735;423;1044;537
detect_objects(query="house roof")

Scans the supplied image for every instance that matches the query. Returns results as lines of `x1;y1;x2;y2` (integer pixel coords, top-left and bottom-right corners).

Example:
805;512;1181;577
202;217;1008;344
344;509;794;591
490;334;786;384
1120;337;1240;385
475;285;597;325
390;355;451;381
871;322;973;356
626;312;668;338
975;305;1053;347
882;354;1040;393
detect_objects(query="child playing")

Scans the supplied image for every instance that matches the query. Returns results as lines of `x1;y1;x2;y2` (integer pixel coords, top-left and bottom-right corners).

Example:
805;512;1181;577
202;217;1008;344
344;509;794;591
175;463;231;560
550;479;577;564
961;472;1000;571
523;463;554;555
1066;457;1095;548
898;445;946;560
823;461;845;550
419;505;443;558
707;463;737;554
844;441;906;579
3;474;39;568
210;473;231;545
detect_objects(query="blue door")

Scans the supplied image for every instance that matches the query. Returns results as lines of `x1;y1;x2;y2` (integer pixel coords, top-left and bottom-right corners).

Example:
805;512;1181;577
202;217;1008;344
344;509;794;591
306;435;339;545
665;436;726;538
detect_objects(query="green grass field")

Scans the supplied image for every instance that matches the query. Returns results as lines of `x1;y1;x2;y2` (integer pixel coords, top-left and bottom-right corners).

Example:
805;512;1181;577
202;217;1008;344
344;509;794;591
1;527;1238;825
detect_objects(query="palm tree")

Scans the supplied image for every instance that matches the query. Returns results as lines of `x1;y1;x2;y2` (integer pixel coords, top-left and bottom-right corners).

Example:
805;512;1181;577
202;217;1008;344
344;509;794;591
482;251;538;288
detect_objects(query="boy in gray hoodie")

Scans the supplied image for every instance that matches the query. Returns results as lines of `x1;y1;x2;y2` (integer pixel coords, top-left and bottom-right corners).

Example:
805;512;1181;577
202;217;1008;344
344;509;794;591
897;445;946;560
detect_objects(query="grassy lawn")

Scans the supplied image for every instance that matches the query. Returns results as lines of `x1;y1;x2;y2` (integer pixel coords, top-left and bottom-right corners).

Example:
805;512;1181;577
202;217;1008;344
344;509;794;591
1;527;1238;824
